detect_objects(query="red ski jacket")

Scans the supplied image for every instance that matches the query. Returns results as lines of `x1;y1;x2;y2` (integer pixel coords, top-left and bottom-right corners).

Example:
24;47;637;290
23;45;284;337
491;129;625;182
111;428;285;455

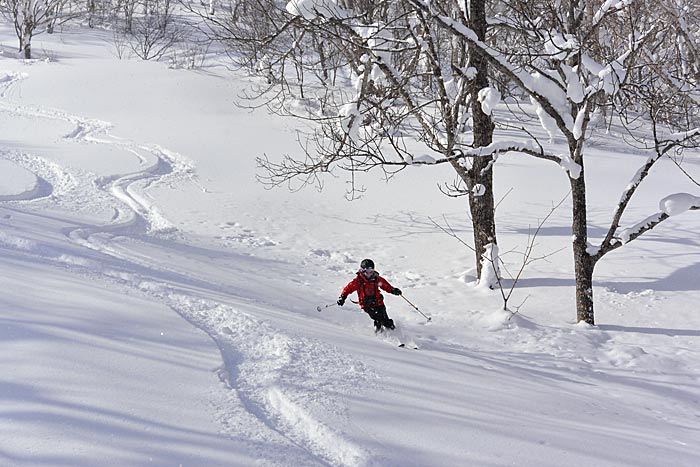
341;270;395;309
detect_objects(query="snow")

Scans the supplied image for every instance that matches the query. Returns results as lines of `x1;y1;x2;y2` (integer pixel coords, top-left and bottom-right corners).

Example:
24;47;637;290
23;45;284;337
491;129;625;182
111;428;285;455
592;0;634;25
543;33;579;61
530;73;574;132
476;243;500;289
340;102;361;142
558;152;582;179
564;66;585;104
472;183;486;195
533;96;561;141
0;159;38;199
668;127;700;142
285;0;349;20
477;87;501;116
659;193;700;216
1;23;700;467
410;154;436;164
617;212;665;244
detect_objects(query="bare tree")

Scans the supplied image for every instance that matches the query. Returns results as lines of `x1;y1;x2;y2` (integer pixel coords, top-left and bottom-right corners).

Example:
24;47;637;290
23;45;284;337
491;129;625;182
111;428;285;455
205;0;505;285
111;0;183;60
129;0;182;60
0;0;79;58
404;0;700;324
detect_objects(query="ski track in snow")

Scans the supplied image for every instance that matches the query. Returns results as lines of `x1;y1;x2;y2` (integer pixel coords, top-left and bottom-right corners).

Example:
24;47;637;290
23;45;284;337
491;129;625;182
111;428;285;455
0;68;375;467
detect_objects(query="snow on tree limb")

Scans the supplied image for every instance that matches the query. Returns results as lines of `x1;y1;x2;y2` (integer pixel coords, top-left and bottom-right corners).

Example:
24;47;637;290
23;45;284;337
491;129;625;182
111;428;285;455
402;2;576;141
477;87;501;116
314;140;562;169
558;154;582;179
594;193;700;258
659;193;700;216
285;0;350;20
667;128;700;143
617;212;669;245
592;0;636;28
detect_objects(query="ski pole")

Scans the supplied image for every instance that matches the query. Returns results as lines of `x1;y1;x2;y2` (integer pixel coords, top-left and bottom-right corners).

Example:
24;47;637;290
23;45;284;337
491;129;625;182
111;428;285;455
316;303;337;312
401;295;432;322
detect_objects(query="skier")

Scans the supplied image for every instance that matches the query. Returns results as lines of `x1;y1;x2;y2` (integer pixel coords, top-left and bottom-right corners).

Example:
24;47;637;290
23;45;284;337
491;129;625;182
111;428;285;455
337;259;402;333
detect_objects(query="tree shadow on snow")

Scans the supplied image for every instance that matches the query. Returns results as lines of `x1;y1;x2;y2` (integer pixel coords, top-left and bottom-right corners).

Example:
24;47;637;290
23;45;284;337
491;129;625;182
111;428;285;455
597;325;700;337
498;276;575;288
598;261;700;293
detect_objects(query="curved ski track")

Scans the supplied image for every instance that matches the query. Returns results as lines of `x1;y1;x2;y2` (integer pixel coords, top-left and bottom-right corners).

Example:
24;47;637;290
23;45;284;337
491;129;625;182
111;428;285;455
0;68;375;467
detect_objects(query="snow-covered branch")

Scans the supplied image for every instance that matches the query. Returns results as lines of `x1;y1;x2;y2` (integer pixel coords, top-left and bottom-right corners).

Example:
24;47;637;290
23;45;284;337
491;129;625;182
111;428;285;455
595;193;700;258
285;0;352;20
405;2;577;142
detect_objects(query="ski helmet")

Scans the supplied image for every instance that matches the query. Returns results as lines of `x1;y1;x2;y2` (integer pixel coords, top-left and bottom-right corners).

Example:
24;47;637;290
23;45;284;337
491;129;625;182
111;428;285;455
360;258;375;270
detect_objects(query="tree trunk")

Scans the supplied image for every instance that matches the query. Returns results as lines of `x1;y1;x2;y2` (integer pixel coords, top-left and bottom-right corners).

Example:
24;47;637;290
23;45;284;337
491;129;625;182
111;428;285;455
574;251;595;325
468;151;496;279
467;0;497;281
23;40;31;59
22;19;33;59
88;0;96;28
569;147;595;324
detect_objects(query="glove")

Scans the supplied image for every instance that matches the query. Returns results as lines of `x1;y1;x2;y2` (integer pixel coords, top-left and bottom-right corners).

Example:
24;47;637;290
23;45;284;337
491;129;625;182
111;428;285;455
337;295;346;306
392;287;402;296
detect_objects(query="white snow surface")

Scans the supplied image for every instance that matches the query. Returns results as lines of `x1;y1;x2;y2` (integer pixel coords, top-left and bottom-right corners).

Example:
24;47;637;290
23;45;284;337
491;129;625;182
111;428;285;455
1;25;700;467
0;159;37;199
659;192;700;216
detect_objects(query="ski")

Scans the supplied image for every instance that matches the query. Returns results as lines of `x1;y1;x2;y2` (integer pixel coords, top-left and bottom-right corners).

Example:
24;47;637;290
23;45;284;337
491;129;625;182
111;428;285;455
397;342;419;350
375;327;419;350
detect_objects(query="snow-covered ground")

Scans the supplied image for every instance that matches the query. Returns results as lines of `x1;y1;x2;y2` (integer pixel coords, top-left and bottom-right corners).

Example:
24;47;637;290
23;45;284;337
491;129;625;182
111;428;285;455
1;23;700;467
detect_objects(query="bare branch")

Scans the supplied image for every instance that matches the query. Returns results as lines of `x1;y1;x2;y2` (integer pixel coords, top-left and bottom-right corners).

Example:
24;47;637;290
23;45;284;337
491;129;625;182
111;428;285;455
488;190;570;311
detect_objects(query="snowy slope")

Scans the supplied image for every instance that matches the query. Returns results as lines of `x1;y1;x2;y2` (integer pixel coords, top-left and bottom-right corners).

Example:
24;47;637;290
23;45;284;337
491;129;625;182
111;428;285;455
1;24;700;467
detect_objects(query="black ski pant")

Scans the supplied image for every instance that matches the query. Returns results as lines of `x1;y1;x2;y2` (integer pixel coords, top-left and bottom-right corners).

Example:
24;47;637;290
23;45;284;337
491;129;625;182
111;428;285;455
363;305;395;330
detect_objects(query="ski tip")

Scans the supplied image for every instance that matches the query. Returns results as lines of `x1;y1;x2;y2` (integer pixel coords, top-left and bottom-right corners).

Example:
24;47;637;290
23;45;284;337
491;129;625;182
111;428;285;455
397;343;420;350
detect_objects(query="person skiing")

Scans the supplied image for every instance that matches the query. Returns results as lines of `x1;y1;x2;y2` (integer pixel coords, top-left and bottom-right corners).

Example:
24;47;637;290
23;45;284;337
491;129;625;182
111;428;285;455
337;259;402;333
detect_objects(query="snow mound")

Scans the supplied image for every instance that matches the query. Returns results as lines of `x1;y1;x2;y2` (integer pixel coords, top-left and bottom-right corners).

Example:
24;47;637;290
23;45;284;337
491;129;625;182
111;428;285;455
659;193;700;216
0;159;39;200
0;230;38;251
